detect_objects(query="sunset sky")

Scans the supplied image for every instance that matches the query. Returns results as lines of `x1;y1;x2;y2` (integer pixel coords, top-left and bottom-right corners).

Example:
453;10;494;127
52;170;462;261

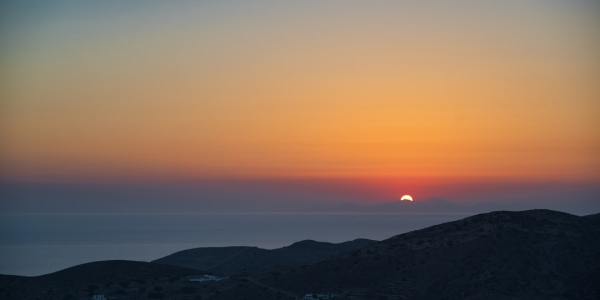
1;1;599;211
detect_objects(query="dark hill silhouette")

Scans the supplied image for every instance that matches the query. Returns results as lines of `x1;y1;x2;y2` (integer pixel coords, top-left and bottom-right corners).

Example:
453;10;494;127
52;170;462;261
153;238;375;275
261;209;600;299
0;260;199;300
1;209;598;300
583;212;600;226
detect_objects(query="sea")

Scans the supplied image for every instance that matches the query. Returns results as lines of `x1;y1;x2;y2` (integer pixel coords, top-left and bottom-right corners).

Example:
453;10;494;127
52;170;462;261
0;212;465;276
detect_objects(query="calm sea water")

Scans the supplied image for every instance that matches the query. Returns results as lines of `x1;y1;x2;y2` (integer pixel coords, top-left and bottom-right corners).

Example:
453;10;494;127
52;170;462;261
0;213;465;276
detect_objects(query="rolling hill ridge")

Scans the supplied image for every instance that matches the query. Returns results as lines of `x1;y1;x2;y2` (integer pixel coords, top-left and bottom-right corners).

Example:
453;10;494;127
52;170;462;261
1;209;598;299
261;209;600;299
153;238;375;275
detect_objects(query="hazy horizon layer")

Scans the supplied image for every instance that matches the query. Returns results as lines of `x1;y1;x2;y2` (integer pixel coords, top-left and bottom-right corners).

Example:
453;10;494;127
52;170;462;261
1;179;598;276
2;180;598;214
1;212;470;276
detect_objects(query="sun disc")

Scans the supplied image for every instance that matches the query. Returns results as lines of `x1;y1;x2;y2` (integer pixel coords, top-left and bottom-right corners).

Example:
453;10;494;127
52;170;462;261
400;194;414;201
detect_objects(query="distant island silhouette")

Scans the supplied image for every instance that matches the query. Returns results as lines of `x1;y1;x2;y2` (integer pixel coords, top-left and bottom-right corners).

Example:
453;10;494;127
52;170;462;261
1;209;598;300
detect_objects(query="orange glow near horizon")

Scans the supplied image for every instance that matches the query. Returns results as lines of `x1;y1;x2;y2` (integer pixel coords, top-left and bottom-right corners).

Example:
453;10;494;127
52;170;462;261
1;1;599;188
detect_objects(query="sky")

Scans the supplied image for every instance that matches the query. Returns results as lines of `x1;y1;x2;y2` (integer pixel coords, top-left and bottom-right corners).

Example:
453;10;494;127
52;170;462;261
1;0;599;214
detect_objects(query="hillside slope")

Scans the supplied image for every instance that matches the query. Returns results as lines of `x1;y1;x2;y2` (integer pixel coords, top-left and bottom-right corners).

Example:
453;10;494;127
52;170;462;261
0;260;199;300
261;209;600;299
2;210;598;300
153;238;375;275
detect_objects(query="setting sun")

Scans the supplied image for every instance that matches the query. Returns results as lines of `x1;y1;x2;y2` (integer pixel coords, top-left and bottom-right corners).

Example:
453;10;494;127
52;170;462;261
400;195;414;202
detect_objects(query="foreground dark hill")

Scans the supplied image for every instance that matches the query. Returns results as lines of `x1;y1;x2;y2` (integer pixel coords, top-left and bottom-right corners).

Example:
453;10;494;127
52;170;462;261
0;260;199;299
261;209;600;299
0;260;295;300
154;238;375;275
1;209;598;300
0;240;374;299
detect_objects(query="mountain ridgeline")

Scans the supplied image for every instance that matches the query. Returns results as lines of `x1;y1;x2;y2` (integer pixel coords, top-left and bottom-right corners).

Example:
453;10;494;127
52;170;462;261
261;209;600;299
153;238;375;275
1;209;598;299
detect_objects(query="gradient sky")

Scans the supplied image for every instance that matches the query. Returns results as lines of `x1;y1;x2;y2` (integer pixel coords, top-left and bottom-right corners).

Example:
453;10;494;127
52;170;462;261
1;1;599;210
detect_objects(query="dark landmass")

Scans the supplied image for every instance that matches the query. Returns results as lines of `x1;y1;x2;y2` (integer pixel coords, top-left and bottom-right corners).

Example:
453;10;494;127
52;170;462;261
1;209;598;300
261;209;600;299
153;238;375;275
0;261;199;299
